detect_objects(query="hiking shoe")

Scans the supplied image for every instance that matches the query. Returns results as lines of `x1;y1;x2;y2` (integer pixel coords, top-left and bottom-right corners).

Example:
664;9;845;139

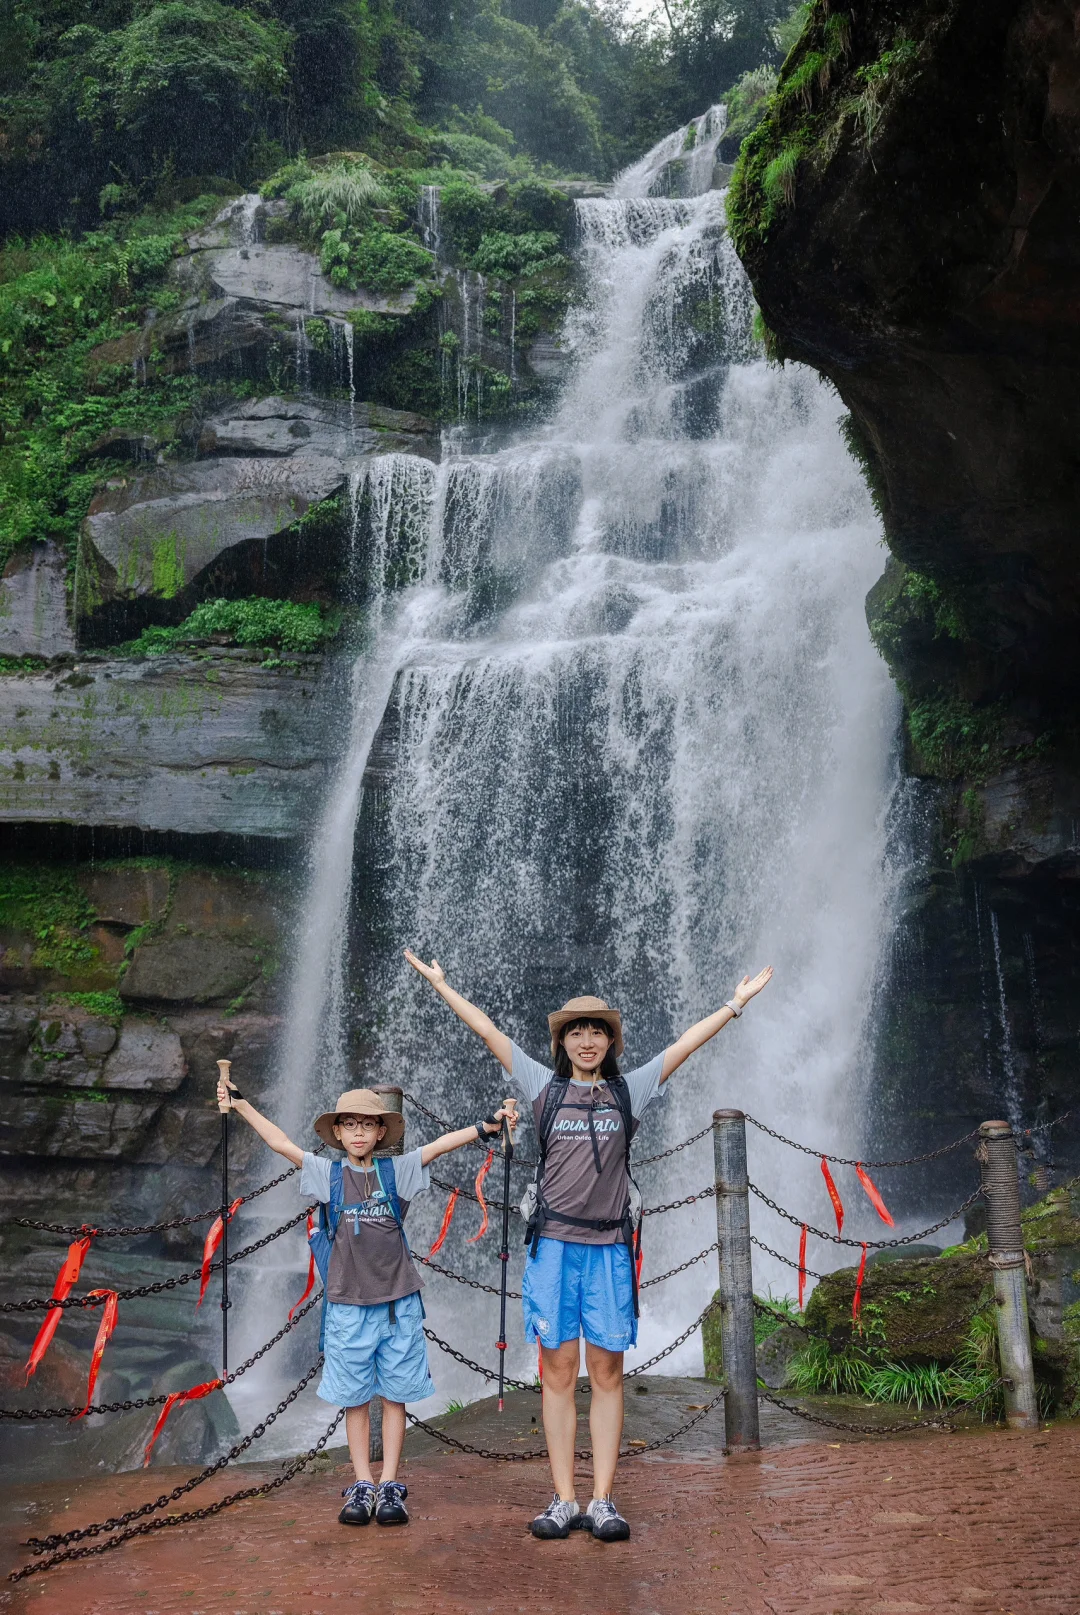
375;1479;409;1525
338;1480;376;1525
582;1496;630;1542
530;1495;581;1539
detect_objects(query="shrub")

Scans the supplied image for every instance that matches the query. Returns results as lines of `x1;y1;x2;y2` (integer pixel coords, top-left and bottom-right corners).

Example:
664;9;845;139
472;230;564;278
320;225;431;293
290;159;386;231
122;597;338;656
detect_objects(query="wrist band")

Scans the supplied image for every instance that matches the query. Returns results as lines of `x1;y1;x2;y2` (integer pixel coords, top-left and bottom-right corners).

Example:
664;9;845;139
229;1083;244;1100
724;1000;743;1018
475;1122;490;1141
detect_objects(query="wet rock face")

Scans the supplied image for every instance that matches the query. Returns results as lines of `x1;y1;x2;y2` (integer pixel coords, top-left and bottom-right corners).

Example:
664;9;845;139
0;651;329;837
0;542;76;660
735;0;1080;1161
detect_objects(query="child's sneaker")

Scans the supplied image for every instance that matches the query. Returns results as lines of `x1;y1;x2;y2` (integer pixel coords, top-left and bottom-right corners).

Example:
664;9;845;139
581;1496;630;1541
375;1479;409;1525
338;1480;376;1526
530;1495;582;1539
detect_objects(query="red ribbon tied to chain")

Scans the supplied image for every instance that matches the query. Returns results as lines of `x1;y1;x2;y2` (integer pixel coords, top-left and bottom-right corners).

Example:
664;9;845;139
852;1243;868;1326
855;1162;894;1227
289;1213;317;1323
143;1378;223;1467
820;1158;844;1237
429;1189;460;1255
467;1150;495;1243
24;1233;94;1382
197;1198;243;1307
71;1290;119;1420
797;1224;808;1311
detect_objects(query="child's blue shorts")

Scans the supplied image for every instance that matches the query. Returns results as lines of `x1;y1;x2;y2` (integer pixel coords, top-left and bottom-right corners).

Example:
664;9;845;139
522;1237;636;1352
317;1290;435;1408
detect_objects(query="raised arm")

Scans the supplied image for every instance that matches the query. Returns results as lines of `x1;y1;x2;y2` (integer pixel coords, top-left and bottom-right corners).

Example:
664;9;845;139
419;1100;518;1166
660;966;773;1082
217;1073;304;1167
404;950;513;1073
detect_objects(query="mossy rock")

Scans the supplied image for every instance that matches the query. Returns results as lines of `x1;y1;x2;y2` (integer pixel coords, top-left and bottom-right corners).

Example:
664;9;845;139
804;1251;991;1365
703;1289;722;1382
1021;1183;1080;1254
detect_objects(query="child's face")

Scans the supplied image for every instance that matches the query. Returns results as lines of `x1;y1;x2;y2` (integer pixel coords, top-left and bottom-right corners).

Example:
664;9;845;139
333;1114;387;1157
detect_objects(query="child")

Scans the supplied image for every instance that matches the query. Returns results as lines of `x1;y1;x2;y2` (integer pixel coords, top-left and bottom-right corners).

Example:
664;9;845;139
216;1073;515;1526
404;952;772;1542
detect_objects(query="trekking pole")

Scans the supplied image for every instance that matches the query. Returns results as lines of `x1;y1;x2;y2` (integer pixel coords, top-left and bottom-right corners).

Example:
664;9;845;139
496;1098;515;1413
217;1059;232;1377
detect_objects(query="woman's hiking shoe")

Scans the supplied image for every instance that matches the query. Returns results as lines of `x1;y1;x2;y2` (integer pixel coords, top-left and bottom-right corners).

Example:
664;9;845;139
530;1495;582;1539
338;1481;376;1525
582;1496;630;1542
375;1480;409;1525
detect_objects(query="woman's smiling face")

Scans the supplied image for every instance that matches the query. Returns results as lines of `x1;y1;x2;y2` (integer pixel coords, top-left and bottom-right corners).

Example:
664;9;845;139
561;1021;613;1072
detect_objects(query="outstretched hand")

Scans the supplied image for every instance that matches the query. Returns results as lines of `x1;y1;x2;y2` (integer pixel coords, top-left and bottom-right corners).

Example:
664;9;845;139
404;949;446;987
733;965;773;1008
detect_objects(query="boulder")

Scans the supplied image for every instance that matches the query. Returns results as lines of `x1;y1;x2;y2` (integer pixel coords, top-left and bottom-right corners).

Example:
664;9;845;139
0;542;76;659
82;455;345;602
101;1022;186;1091
200;242;422;318
0;1091;163;1159
197;395;437;463
121;935;263;1005
804;1252;992;1365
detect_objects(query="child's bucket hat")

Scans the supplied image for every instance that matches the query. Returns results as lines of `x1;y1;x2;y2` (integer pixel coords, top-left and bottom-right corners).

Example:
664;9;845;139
313;1088;406;1149
548;995;624;1058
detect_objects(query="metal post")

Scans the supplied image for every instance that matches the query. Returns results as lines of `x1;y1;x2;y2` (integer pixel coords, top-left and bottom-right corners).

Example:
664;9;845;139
977;1120;1037;1431
713;1109;760;1452
217;1058;231;1377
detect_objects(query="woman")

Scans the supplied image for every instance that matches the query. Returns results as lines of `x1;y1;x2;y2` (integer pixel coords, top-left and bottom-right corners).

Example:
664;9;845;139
404;949;772;1543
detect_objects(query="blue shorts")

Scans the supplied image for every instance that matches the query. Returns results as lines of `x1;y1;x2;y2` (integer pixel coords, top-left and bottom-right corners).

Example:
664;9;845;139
317;1291;435;1408
522;1238;636;1353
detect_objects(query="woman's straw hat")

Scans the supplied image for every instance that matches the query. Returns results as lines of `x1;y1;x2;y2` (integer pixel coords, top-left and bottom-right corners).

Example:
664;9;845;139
548;996;624;1058
313;1088;406;1150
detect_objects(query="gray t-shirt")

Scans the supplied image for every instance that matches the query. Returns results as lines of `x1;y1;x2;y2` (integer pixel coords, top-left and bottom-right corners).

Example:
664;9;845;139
300;1148;430;1307
509;1043;665;1245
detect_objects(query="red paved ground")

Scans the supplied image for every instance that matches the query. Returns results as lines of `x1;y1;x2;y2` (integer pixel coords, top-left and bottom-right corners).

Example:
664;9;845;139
3;1423;1079;1615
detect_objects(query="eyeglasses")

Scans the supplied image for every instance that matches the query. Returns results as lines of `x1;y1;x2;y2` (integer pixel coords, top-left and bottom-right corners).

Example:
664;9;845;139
336;1115;381;1131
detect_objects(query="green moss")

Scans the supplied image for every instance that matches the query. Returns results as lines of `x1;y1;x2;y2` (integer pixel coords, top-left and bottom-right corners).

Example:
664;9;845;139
150;532;186;599
49;988;125;1021
0;865;95;974
905;690;1048;782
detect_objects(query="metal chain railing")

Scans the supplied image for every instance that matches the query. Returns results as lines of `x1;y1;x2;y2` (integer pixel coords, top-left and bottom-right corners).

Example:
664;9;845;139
758;1382;1003;1435
423;1328;537;1393
406;1387;725;1464
0;1292;322;1422
7;1165;300;1239
743;1114;981;1169
2;1205;314;1313
634;1121;714;1165
640;1240;719;1289
13;1391;343;1581
403;1093;712;1169
747;1183;983;1250
416;1253;519;1298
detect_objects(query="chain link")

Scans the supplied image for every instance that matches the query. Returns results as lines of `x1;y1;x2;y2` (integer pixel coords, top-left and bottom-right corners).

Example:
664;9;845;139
640;1240;719;1289
758;1383;1002;1435
407;1092;713;1170
0;1292;321;1422
6;1165;300;1240
626;1298;718;1376
1023;1107;1075;1136
423;1328;537;1393
2;1205;314;1313
750;1234;828;1279
750;1295;988;1351
743;1115;981;1169
634;1122;714;1165
13;1366;342;1580
747;1183;983;1250
641;1184;715;1216
416;1254;519;1299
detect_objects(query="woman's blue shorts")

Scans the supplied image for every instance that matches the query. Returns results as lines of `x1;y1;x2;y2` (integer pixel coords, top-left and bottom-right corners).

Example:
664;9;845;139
317;1291;435;1408
522;1237;636;1352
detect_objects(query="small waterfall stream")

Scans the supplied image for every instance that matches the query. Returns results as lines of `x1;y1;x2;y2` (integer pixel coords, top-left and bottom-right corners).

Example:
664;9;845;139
241;114;908;1435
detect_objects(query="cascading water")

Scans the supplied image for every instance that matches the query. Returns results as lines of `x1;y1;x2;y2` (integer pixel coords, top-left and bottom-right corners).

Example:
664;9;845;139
240;115;913;1436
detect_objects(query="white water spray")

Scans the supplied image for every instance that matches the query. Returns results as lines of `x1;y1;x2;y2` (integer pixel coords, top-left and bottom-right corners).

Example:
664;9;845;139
250;116;906;1422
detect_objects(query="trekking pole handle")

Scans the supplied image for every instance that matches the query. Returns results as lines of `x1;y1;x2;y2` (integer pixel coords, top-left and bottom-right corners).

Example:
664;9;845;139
501;1097;516;1158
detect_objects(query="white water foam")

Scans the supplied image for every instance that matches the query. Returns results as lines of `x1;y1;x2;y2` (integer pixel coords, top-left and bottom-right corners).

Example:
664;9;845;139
234;118;906;1440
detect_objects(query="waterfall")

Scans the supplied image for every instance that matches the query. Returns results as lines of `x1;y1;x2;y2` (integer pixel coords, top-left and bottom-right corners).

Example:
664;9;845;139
249;116;906;1429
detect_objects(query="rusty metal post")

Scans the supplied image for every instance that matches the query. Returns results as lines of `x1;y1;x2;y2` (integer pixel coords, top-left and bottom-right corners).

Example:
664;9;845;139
713;1109;760;1451
977;1120;1038;1431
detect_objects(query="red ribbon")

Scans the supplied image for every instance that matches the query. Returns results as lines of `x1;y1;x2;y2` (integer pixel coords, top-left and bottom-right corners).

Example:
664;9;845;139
633;1227;643;1288
852;1243;868;1326
537;1344;544;1385
24;1233;94;1382
855;1162;894;1227
467;1150;495;1243
72;1290;119;1419
797;1224;808;1310
197;1198;242;1307
429;1189;460;1255
820;1158;844;1237
289;1213;317;1322
143;1378;222;1467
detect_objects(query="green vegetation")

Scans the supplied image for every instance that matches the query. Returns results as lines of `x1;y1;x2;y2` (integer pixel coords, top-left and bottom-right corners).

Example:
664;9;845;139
786;1312;1002;1416
904;691;1047;783
119;597;340;657
754;1292;801;1343
49;988;125;1021
0;865;95;974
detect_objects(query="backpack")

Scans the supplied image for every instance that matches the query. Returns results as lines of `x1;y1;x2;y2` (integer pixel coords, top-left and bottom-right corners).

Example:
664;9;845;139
519;1074;642;1316
309;1156;408;1348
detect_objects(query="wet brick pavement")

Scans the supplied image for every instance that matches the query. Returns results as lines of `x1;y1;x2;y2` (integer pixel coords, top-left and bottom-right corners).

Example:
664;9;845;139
2;1382;1078;1615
